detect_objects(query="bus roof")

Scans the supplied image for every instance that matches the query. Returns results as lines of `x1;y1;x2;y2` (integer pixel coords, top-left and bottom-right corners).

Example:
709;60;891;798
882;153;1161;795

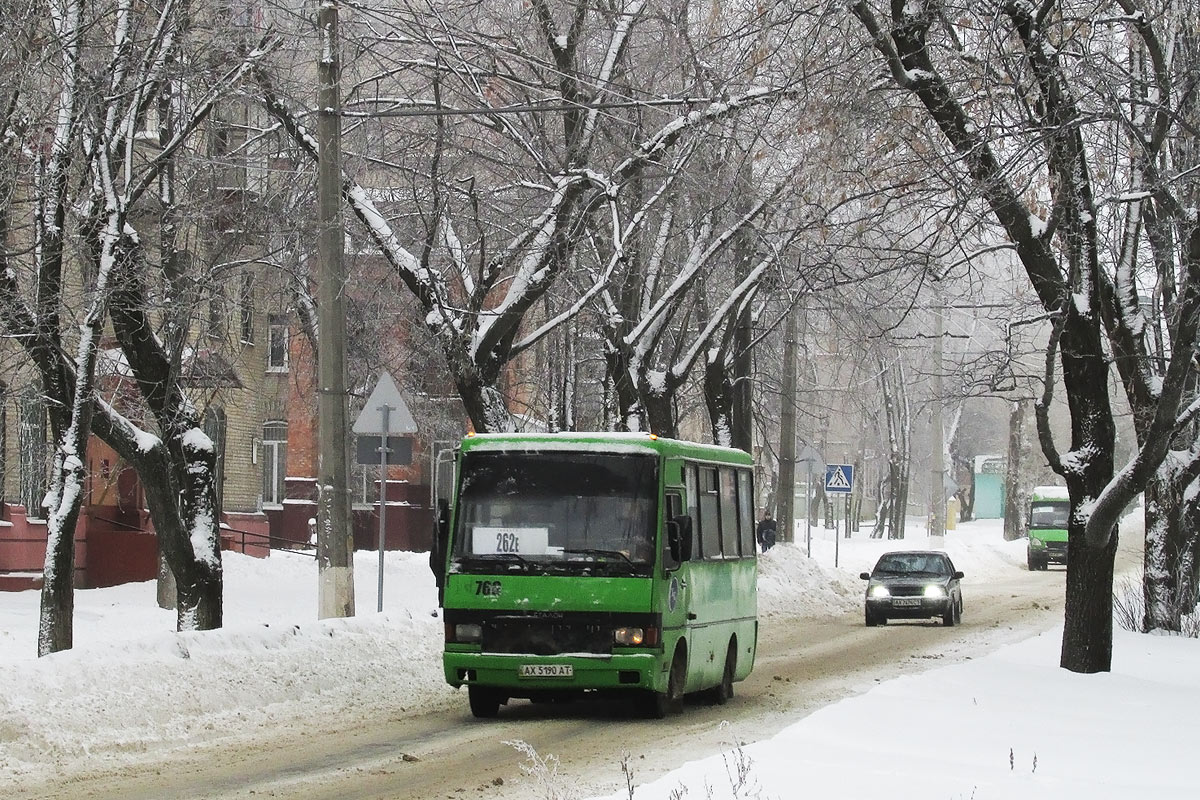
458;432;753;464
1031;485;1069;501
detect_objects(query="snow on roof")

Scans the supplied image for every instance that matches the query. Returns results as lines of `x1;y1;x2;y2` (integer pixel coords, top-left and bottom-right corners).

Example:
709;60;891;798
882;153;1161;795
462;432;749;458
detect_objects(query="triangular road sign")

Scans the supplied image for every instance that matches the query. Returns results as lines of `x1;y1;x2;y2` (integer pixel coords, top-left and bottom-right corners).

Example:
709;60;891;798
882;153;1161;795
352;371;417;435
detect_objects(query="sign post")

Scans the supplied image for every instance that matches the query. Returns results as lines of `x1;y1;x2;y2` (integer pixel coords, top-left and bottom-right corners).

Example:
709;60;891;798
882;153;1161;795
824;464;854;568
797;446;825;559
353;371;417;612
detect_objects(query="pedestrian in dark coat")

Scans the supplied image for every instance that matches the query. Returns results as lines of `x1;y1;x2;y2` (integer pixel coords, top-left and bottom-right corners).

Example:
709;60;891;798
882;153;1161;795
757;512;777;553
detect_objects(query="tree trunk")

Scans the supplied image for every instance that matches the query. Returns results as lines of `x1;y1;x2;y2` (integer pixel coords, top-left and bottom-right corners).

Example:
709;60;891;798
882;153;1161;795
452;369;515;434
1141;467;1200;633
642;389;676;439
37;454;87;656
703;359;736;447
878;356;909;540
157;551;177;611
1058;324;1118;673
1003;401;1029;542
1061;521;1117;673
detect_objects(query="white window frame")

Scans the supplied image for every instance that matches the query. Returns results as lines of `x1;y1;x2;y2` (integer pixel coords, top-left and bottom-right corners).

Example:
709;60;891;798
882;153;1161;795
267;315;288;373
261;421;287;507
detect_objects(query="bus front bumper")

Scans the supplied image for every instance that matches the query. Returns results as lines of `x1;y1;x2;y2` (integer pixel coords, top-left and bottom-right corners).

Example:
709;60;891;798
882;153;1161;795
444;651;662;694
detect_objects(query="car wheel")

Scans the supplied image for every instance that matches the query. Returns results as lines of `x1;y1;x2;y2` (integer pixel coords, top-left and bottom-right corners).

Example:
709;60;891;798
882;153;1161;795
954;598;962;625
709;641;736;705
643;645;686;718
943;603;957;627
865;609;879;627
468;686;502;719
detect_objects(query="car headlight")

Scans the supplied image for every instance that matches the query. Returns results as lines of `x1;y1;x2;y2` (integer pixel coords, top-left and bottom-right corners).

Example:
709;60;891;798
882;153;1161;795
614;626;645;645
924;585;947;598
870;585;890;598
454;623;482;643
1030;536;1046;549
614;626;659;645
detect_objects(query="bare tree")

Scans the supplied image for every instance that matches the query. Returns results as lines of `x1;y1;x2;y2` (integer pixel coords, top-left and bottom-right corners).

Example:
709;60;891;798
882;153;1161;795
0;1;277;649
850;0;1200;671
255;0;799;434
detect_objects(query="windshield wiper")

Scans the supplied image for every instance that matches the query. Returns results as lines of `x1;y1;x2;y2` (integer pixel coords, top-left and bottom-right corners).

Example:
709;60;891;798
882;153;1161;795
561;548;634;565
464;553;532;569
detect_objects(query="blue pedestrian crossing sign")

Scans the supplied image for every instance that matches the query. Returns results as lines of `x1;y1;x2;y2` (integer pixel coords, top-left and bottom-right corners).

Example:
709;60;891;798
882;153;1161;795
825;464;854;494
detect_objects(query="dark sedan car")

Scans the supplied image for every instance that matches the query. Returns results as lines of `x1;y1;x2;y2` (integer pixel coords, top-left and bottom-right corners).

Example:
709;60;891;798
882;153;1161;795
859;550;964;627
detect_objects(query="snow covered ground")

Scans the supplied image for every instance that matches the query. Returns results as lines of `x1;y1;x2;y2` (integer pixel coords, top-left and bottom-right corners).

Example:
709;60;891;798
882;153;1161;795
2;515;1193;799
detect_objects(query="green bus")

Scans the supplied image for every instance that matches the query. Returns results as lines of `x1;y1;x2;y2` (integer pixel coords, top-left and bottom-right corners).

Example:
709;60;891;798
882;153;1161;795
1027;485;1070;571
434;432;758;719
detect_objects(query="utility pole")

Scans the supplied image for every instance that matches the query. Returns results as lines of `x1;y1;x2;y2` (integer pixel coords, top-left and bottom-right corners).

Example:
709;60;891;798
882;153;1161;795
930;293;946;544
316;0;354;618
777;303;798;544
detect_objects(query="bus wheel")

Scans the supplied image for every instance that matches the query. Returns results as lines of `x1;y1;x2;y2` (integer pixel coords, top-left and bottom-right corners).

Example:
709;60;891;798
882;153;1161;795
643;646;686;718
468;686;502;719
709;641;736;705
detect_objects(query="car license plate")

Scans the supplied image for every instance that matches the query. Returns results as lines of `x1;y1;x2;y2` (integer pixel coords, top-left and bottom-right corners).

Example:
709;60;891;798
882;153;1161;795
519;664;573;678
892;598;921;607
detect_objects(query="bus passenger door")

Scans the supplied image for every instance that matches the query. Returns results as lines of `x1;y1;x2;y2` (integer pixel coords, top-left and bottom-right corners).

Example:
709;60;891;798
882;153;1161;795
662;491;693;684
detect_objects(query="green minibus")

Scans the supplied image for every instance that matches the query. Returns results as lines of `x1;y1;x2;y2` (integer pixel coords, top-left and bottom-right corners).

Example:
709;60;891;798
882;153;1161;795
1027;485;1069;570
435;432;758;718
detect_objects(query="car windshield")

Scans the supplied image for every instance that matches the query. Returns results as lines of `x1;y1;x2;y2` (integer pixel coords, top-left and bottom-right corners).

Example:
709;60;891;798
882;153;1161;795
874;553;951;576
1030;501;1070;529
451;450;658;575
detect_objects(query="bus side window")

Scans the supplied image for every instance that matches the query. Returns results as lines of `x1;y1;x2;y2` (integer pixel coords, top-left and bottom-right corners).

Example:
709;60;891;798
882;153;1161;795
719;467;738;558
736;470;754;557
698;467;721;559
684;464;701;558
666;493;684;521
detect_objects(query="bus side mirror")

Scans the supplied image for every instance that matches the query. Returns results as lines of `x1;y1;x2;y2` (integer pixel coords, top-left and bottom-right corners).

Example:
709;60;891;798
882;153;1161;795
663;520;681;572
666;515;693;567
431;498;450;590
436;498;451;548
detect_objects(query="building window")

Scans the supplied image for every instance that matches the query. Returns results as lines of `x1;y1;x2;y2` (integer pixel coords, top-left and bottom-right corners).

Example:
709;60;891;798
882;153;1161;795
261;420;287;506
240;273;254;344
267;314;288;372
18;388;48;518
208;283;226;339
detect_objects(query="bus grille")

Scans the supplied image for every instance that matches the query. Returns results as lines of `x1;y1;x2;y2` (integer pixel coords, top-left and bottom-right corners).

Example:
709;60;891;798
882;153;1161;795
483;618;611;655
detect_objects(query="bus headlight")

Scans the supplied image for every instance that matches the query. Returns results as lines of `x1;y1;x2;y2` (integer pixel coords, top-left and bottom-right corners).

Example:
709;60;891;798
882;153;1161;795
614;627;645;645
454;623;482;643
1030;536;1046;549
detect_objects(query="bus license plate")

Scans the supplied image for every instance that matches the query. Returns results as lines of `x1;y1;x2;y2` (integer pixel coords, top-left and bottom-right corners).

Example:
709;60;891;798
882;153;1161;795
519;664;573;678
892;598;921;607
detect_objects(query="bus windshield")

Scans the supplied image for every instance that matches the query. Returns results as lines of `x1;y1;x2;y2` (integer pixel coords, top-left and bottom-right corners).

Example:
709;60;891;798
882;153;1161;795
452;450;658;574
1030;501;1070;529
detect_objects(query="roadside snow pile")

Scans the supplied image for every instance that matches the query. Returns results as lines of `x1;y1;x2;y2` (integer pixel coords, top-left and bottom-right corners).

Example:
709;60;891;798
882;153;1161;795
755;544;862;618
592;626;1200;800
0;550;455;782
